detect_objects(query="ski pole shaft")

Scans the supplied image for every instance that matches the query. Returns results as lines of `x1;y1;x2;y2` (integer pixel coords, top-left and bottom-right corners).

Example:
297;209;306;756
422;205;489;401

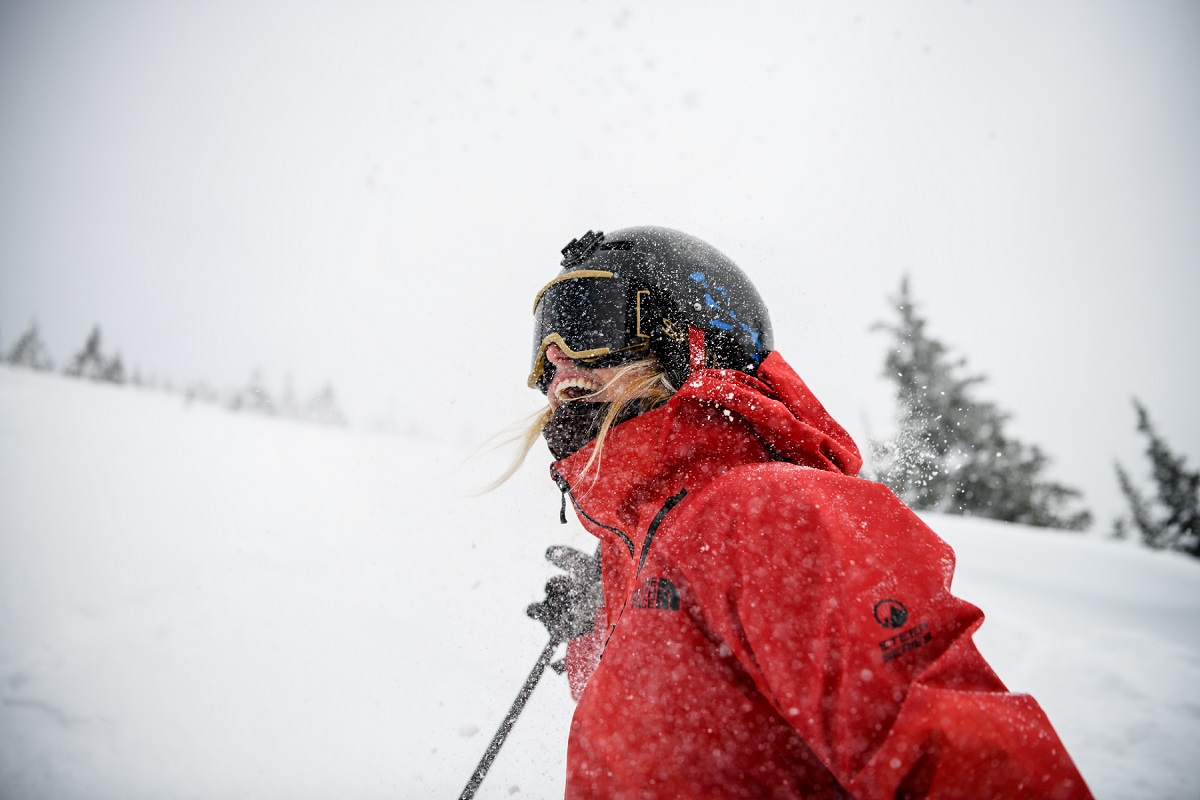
458;635;562;800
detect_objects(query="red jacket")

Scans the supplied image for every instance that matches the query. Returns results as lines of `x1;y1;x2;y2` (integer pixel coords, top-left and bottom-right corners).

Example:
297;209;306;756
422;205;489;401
552;351;1091;799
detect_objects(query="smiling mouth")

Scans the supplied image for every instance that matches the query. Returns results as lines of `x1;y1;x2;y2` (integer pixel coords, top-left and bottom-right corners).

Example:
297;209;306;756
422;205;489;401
555;376;604;402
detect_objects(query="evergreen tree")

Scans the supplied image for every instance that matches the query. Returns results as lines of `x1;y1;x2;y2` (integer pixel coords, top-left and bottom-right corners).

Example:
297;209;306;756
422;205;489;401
6;321;55;371
63;325;124;383
872;278;1091;530
102;353;125;384
64;326;109;380
302;382;348;427
1115;400;1200;557
278;373;300;419
228;369;276;415
184;381;220;406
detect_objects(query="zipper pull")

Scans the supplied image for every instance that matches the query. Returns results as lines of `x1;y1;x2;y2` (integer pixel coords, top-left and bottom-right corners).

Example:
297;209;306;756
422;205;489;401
551;467;570;525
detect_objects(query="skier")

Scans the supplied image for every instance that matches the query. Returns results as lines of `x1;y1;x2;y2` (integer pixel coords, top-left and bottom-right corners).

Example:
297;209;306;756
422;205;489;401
522;227;1092;799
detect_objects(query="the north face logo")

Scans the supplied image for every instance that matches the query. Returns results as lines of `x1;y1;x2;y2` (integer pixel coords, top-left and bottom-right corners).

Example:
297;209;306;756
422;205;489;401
630;577;680;611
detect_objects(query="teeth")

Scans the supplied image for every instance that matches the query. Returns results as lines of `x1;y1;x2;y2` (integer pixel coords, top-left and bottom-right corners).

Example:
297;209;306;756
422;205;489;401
555;376;603;402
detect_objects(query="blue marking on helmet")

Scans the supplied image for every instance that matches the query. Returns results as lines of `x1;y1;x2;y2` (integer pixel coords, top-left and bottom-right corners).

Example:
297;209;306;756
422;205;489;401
690;270;763;362
741;324;763;361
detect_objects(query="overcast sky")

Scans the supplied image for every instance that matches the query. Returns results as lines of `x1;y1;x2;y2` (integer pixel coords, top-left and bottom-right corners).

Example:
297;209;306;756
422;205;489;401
1;0;1197;529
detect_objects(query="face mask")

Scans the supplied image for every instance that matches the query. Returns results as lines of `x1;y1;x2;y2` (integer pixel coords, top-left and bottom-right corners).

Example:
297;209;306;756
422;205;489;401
542;399;649;460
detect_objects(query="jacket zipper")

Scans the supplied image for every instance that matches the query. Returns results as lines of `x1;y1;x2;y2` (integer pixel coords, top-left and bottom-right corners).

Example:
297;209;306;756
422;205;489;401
551;467;637;560
551;466;692;654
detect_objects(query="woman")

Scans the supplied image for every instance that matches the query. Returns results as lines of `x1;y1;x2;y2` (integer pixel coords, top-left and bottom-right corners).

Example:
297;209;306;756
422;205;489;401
521;226;1091;799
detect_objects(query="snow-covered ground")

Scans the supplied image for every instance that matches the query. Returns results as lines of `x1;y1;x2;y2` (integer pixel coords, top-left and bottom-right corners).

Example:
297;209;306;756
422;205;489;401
1;366;1198;799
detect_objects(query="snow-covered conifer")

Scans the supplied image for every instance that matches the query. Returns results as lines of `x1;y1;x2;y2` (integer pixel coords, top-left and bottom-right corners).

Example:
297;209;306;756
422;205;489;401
64;326;109;380
1115;400;1199;557
228;369;276;416
872;278;1091;530
302;382;347;427
102;352;125;384
6;321;55;371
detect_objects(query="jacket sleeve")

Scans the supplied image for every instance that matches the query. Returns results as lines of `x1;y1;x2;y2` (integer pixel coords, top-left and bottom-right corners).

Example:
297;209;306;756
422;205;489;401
684;466;1092;800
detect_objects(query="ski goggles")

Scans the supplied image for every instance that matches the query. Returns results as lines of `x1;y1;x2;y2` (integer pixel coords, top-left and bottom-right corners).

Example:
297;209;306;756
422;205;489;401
528;270;652;391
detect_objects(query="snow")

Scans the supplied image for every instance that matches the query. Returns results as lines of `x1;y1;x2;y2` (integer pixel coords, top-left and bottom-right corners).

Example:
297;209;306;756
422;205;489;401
2;365;1198;799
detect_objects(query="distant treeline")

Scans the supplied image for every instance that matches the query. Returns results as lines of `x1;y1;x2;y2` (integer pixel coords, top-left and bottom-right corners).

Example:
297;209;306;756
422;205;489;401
2;321;347;427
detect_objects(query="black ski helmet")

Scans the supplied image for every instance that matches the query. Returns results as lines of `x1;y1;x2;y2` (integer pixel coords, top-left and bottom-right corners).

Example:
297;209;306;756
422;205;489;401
529;226;774;393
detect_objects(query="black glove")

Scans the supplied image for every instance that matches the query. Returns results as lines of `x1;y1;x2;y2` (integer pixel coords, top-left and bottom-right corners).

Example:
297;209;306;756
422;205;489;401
526;545;603;643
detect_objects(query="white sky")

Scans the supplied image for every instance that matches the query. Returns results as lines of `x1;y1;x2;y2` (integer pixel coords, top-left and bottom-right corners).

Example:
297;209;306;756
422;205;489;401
1;0;1197;528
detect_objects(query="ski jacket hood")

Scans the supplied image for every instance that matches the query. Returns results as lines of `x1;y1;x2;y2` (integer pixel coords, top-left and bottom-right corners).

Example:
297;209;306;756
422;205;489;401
559;348;862;479
672;349;862;476
547;350;1091;799
550;349;862;529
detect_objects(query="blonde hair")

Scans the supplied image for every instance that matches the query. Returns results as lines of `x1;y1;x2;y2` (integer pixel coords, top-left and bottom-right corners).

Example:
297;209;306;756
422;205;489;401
489;356;674;490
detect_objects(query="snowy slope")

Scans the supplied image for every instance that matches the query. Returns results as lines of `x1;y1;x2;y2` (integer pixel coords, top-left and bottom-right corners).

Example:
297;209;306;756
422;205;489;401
1;366;1198;799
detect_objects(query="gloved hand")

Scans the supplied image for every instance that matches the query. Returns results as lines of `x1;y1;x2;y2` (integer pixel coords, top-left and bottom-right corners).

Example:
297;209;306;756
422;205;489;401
526;545;603;643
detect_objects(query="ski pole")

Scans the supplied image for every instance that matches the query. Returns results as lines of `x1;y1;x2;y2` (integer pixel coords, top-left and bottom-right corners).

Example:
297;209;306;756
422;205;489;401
458;634;563;800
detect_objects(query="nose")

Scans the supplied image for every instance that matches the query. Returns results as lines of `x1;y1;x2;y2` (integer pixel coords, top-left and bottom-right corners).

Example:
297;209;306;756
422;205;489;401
546;344;573;367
